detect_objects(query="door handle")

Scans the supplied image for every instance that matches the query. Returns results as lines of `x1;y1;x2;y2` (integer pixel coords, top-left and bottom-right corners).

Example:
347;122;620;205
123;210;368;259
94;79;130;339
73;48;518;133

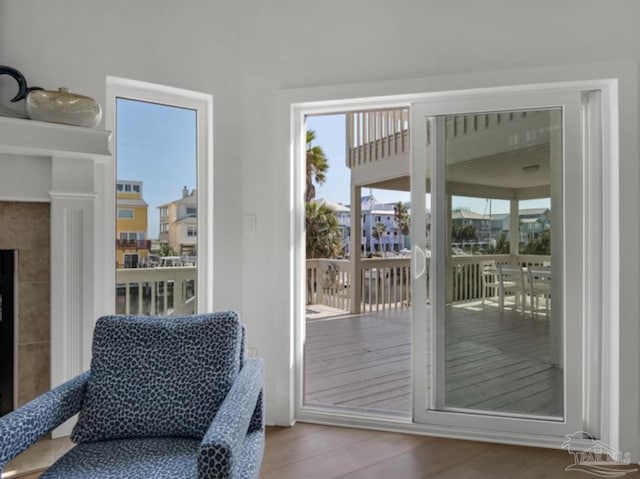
414;247;427;279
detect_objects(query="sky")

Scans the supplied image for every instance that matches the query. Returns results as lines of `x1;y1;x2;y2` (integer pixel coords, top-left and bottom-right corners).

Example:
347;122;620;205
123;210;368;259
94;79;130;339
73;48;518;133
116;98;197;239
306;114;550;215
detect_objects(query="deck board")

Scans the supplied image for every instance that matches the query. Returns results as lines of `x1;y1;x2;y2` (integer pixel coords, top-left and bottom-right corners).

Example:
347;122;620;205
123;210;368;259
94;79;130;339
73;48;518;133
304;300;563;418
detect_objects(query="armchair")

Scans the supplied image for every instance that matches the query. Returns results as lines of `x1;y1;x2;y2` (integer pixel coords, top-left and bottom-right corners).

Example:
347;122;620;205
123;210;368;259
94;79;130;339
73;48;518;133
0;311;264;479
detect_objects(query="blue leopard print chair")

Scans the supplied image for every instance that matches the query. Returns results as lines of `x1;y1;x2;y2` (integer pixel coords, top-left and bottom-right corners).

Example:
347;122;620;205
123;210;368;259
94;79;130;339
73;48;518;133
0;311;264;479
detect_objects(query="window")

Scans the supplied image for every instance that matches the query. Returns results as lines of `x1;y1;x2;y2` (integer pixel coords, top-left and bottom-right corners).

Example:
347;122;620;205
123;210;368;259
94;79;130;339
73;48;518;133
107;76;213;315
186;207;196;216
117;183;124;192
187;226;197;237
118;209;134;219
124;184;132;192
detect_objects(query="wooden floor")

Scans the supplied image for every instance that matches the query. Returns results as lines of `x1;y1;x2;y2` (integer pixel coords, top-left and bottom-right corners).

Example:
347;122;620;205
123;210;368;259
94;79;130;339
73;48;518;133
11;423;637;479
304;299;562;417
261;422;625;479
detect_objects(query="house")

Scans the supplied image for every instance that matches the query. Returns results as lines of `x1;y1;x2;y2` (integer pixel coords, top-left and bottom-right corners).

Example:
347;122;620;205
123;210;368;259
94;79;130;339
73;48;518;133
158;186;197;257
0;0;639;467
115;179;150;268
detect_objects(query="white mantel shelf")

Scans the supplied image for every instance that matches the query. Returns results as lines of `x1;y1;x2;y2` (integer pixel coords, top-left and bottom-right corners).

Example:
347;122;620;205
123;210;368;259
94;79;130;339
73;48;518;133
0;116;111;160
0;115;115;437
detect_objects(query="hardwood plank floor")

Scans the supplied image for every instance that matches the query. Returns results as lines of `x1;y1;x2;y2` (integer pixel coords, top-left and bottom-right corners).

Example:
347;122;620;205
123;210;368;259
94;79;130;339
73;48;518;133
7;423;640;478
262;423;636;478
304;300;563;417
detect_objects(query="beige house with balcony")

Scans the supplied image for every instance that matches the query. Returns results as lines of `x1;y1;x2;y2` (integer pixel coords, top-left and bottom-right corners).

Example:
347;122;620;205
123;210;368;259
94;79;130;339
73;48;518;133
158;186;197;256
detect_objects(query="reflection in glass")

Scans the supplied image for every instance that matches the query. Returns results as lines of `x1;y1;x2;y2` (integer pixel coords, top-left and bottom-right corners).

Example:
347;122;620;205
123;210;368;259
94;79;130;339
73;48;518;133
438;109;562;419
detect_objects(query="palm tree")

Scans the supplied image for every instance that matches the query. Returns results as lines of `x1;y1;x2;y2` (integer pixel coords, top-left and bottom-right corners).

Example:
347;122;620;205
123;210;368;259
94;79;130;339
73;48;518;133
393;201;410;251
371;222;387;253
159;243;177;257
305;130;329;203
305;201;342;259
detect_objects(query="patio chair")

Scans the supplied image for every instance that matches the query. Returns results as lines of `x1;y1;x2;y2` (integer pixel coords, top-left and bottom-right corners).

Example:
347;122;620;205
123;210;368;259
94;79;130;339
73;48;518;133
0;311;264;479
497;264;528;314
480;260;500;305
527;265;551;318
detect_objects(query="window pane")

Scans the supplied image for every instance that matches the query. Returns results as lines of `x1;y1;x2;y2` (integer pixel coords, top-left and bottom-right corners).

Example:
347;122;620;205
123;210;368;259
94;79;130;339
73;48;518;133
115;98;197;315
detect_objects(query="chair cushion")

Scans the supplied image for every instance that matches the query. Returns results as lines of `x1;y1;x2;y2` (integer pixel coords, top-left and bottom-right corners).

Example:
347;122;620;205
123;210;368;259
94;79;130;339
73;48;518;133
40;437;200;479
71;312;243;443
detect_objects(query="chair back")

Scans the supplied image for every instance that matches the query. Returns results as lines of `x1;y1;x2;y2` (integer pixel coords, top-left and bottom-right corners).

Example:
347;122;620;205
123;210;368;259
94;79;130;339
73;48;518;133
498;264;525;288
72;312;245;443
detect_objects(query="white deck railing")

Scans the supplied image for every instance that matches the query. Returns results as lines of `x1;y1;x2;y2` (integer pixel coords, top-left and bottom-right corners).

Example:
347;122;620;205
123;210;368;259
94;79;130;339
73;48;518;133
346;108;410;168
116;266;196;316
308;254;551;313
346;108;544;170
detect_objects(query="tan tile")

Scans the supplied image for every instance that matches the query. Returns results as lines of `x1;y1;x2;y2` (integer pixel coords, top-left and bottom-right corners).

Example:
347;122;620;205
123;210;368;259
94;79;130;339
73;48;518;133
18;248;50;282
17;342;50;406
18;280;50;344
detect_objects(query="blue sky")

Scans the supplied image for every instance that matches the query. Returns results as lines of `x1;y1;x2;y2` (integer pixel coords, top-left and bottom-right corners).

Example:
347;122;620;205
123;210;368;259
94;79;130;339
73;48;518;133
116;98;197;238
306;114;549;215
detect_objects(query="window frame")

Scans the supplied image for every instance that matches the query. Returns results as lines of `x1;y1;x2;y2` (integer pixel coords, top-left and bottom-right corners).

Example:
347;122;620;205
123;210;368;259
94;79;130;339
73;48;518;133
106;76;214;313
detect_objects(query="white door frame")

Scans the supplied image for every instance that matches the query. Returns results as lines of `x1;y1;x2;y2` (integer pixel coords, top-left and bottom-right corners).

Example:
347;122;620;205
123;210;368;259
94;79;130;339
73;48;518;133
282;67;630;453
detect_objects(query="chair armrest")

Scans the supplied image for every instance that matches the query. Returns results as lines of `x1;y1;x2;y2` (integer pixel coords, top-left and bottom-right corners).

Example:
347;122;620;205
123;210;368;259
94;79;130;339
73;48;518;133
198;358;264;479
0;371;89;470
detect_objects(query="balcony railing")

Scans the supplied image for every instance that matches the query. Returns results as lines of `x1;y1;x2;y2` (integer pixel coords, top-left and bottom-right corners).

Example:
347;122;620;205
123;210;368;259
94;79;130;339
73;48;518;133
116;239;151;249
116;266;196;316
307;254;551;314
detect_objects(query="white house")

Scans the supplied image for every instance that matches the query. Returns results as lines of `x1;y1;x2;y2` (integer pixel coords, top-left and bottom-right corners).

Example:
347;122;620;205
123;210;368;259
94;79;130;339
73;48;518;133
0;0;638;462
158;186;197;256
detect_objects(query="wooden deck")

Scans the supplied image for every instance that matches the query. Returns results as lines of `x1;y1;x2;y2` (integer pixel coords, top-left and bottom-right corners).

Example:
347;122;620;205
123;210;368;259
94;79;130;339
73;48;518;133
304;300;562;418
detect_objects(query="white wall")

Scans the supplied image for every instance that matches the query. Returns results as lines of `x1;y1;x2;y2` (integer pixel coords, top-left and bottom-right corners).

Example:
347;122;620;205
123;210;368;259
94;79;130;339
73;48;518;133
2;0;640;455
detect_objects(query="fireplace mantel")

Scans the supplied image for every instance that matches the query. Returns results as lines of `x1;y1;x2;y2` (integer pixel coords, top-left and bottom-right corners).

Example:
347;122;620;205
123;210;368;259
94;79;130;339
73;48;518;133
0;116;114;436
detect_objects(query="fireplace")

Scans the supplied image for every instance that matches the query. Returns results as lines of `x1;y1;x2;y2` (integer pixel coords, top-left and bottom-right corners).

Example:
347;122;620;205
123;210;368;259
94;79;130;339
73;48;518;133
0;250;16;416
0;203;51;413
0;116;113;435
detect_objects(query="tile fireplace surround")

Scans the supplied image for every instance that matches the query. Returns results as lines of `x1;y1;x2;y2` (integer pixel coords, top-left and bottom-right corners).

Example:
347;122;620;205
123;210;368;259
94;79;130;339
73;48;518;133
0;116;113;436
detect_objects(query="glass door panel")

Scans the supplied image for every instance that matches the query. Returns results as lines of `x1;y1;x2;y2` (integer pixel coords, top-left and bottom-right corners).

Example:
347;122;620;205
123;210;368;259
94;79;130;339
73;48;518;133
411;91;583;436
439;108;562;418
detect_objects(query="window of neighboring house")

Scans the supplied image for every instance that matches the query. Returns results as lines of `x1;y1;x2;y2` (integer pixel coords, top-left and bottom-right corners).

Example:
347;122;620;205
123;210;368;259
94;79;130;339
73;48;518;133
123;253;139;269
124;184;132;192
133;184;140;193
117;183;124;192
118;209;134;219
186;207;196;217
187;226;197;237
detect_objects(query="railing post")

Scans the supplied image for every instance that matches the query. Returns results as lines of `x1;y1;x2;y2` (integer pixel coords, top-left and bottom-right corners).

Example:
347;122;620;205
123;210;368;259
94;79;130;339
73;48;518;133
350;185;362;314
510;199;519;260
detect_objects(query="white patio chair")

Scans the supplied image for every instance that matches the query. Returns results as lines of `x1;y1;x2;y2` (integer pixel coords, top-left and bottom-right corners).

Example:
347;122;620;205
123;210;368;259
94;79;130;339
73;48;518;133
497;263;527;314
481;260;500;305
527;265;551;318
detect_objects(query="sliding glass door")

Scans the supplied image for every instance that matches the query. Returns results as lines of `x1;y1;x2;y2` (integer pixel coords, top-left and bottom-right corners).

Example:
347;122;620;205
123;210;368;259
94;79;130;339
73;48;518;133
411;91;584;435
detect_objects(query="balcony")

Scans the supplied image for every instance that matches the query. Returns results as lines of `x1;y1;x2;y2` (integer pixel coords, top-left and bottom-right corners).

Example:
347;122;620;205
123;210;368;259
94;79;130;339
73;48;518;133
115;239;151;250
305;254;555;416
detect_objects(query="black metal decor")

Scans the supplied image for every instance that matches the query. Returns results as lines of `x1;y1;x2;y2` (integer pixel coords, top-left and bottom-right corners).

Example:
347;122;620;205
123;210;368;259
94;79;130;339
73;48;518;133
0;250;15;416
0;65;42;103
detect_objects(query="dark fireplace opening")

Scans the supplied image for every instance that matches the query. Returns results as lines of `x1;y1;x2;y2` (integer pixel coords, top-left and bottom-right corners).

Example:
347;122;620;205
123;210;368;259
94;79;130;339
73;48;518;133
0;250;15;416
